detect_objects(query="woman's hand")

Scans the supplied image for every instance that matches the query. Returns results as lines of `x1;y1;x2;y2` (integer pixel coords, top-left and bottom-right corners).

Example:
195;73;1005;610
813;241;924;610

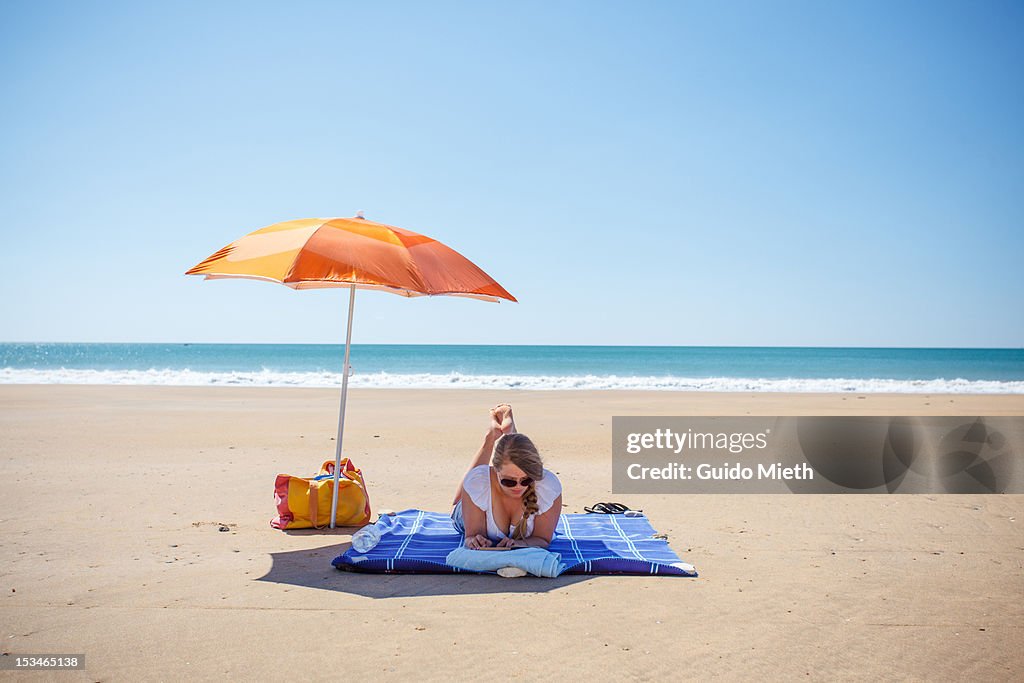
496;537;526;549
465;534;493;550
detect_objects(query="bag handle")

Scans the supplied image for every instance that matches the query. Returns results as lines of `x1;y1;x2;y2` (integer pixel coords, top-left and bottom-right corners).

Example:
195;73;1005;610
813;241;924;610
320;459;354;481
309;480;329;530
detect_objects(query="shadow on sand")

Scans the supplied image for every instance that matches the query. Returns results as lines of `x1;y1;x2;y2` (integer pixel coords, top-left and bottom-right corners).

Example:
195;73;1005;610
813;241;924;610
256;542;597;598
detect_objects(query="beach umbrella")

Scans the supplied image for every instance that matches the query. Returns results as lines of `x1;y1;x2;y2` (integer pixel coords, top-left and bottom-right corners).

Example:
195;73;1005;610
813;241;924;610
186;213;516;528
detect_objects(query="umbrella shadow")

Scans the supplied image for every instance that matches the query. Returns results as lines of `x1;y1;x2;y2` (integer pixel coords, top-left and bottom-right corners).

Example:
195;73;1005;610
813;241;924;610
256;543;597;597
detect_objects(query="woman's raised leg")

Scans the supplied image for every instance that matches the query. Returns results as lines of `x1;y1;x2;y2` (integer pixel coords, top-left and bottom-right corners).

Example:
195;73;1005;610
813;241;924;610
450;404;517;506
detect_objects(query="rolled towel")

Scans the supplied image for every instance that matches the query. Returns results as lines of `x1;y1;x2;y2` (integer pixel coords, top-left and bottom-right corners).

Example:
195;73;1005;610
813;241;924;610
445;546;567;578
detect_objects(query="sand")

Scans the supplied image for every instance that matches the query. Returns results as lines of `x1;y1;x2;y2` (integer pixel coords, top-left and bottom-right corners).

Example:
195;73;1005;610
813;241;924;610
1;385;1022;681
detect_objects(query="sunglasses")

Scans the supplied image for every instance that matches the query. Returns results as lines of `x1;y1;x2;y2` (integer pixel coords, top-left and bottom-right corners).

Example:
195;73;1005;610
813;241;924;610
498;476;534;488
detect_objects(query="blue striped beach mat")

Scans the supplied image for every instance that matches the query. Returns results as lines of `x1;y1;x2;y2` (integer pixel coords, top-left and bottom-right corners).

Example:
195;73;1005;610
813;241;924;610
332;509;698;576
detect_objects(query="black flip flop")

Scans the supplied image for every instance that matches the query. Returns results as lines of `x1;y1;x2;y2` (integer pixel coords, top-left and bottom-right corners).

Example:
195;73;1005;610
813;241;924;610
584;502;641;514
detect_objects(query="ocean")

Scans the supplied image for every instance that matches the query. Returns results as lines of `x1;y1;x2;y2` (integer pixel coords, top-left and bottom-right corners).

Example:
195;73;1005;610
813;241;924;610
1;343;1023;393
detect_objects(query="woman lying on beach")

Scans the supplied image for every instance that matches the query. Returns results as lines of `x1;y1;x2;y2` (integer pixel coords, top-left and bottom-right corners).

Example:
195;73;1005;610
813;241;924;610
450;404;562;549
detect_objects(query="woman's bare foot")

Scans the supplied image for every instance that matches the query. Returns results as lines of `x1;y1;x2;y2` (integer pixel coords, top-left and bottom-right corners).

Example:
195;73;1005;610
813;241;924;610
491;404;517;435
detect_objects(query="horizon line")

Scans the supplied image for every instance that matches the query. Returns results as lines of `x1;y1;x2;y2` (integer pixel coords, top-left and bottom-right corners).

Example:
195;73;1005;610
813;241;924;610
2;341;1023;351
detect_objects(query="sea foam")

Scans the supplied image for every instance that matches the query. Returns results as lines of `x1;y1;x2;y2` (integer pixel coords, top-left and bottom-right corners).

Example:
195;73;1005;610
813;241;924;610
1;368;1022;393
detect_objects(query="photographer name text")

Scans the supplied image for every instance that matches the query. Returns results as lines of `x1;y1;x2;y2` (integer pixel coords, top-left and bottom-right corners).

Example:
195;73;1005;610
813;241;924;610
626;462;813;481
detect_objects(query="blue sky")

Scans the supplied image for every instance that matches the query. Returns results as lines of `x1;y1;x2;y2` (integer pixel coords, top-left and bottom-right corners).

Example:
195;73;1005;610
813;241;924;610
1;1;1021;347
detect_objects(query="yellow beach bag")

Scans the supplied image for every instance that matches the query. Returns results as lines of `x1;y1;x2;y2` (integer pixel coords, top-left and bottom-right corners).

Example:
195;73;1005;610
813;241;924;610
271;458;372;530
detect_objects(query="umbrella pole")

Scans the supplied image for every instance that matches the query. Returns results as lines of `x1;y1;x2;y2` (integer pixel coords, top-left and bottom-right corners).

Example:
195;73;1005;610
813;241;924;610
329;284;357;529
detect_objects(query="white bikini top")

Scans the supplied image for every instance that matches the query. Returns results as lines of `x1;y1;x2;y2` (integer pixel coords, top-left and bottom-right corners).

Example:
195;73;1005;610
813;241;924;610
462;464;562;540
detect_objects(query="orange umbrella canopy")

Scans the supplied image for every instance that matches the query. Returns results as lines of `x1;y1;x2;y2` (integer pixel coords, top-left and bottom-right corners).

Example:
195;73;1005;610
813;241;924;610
185;214;517;302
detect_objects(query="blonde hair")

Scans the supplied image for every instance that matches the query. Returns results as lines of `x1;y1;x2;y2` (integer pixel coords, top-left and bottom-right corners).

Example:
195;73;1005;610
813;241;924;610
492;433;544;540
